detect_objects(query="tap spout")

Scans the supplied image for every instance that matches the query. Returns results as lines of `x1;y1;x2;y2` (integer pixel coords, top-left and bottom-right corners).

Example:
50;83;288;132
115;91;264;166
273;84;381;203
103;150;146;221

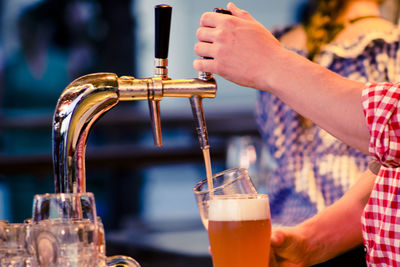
53;73;119;193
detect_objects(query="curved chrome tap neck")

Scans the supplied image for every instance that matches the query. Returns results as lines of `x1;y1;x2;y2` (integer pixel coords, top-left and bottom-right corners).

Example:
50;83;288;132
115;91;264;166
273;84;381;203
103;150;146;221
53;73;119;193
53;73;217;194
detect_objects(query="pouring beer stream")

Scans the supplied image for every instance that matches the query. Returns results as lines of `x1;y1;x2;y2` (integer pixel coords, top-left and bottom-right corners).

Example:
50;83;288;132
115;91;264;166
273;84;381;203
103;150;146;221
196;8;233;198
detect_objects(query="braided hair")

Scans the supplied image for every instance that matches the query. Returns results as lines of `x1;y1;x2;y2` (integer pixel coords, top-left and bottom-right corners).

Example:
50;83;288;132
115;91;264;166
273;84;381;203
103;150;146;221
303;0;386;60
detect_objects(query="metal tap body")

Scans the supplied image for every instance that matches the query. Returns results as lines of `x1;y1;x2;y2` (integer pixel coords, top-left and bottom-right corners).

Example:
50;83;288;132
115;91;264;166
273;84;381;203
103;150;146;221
53;72;216;193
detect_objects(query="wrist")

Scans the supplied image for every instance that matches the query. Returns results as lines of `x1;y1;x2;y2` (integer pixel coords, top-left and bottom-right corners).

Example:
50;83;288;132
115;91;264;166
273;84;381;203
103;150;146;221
297;218;328;266
262;48;306;94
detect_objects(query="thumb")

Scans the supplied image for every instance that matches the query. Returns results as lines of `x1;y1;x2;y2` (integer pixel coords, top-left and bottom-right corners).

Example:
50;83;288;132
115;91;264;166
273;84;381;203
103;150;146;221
227;2;256;21
271;229;287;247
271;228;309;265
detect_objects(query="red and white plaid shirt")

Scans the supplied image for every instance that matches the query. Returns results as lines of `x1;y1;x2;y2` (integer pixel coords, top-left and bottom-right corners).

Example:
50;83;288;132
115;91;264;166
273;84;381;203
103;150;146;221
362;82;400;266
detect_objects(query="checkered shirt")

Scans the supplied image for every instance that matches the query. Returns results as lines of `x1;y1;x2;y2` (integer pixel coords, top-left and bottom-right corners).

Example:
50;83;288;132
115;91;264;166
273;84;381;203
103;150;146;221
362;82;400;266
255;25;400;226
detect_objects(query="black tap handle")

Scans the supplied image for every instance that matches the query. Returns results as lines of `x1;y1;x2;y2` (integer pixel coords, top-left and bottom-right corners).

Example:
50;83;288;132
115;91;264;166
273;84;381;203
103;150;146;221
213;8;232;15
155;4;172;59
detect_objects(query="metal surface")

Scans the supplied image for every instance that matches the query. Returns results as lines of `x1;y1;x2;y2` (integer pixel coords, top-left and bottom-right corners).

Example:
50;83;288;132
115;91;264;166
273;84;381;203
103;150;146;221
53;73;119;193
190;96;209;150
151;61;167;147
154;58;168;78
52;73;217;193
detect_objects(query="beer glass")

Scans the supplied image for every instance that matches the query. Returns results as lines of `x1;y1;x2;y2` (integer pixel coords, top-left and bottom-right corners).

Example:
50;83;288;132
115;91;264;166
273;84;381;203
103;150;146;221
30;192;102;267
226;136;277;194
0;221;35;267
208;194;271;267
32;192;97;223
193;168;271;267
106;255;141;267
193;168;258;229
30;192;141;267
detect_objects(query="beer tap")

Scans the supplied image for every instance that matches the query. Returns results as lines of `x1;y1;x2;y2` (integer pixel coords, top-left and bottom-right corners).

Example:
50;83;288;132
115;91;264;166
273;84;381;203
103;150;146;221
52;4;217;193
192;8;232;150
151;4;172;146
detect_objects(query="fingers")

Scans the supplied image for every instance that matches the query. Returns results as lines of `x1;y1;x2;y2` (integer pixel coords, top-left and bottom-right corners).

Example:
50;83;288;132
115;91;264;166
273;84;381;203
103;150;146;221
193;58;216;74
196;27;218;43
271;229;286;247
200;11;235;28
269;248;279;267
195;13;227;74
200;5;251;29
200;12;218;27
227;2;256;21
194;41;215;59
271;229;297;256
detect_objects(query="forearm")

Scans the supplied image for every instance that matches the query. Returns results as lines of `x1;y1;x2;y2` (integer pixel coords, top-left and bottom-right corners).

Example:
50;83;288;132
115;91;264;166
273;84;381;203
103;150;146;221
298;169;375;265
194;3;371;153
266;49;370;154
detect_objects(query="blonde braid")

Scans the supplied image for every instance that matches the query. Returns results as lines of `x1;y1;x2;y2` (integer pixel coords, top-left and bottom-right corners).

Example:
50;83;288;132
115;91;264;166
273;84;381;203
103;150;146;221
304;0;387;60
304;0;347;60
301;0;386;128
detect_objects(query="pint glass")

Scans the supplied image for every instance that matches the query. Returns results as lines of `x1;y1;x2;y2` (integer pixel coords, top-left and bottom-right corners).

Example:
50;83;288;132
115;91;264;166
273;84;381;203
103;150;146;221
208;194;271;267
193;168;257;229
30;192;142;267
193;168;271;267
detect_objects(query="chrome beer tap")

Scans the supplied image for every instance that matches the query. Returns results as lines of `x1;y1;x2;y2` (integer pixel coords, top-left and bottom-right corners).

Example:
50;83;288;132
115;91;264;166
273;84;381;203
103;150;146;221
192;8;232;151
52;4;217;193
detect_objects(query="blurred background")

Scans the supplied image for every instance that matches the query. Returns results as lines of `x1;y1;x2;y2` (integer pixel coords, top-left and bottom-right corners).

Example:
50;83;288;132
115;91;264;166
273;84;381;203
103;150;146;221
0;0;398;266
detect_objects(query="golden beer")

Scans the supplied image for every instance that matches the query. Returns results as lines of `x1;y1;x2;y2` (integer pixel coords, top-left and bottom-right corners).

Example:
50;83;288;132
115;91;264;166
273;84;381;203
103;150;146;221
208;195;270;267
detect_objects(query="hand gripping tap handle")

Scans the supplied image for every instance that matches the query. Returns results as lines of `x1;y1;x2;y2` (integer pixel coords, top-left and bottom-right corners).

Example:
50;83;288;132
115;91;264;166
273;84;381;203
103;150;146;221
151;4;172;147
192;8;231;150
198;8;232;81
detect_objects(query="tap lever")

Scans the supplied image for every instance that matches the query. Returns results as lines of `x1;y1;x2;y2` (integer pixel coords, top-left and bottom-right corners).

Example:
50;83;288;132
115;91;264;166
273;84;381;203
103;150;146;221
190;95;209;150
155;4;172;60
213;8;232;15
151;4;172;146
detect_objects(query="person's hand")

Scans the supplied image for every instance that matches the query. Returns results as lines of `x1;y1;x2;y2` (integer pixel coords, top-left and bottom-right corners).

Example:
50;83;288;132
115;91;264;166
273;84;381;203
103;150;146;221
269;227;310;267
193;2;282;90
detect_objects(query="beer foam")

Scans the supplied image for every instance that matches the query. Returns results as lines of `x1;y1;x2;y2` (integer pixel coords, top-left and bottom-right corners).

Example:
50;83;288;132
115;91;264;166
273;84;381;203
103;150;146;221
209;195;270;221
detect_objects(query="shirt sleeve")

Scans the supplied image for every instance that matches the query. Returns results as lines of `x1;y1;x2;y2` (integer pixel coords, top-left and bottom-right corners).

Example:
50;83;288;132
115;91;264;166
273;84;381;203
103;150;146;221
362;82;400;167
